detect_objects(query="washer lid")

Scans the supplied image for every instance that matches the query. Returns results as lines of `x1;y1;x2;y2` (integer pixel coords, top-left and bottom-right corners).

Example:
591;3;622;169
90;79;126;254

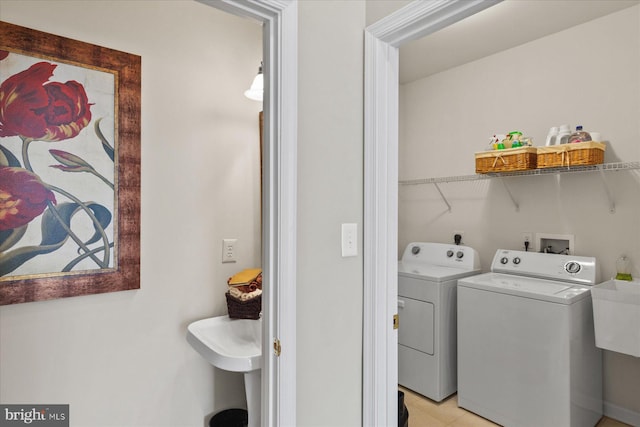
398;261;481;281
457;272;592;304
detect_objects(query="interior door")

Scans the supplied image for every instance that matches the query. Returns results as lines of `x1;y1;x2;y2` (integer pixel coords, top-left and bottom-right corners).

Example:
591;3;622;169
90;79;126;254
196;1;298;426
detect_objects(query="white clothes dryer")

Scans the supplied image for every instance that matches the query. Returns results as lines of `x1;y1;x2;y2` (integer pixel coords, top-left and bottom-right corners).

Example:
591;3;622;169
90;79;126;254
398;242;481;402
457;249;603;427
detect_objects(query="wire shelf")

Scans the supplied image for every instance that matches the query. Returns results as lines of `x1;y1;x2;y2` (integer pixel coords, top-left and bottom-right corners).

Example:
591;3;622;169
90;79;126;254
398;161;640;213
399;161;640;186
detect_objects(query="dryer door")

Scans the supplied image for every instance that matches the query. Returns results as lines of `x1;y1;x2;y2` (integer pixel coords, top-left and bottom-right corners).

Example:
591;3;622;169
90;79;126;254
397;297;434;355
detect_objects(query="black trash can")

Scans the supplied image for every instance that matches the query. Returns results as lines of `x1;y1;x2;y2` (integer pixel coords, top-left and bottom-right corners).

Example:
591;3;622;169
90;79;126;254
209;408;248;427
398;390;409;427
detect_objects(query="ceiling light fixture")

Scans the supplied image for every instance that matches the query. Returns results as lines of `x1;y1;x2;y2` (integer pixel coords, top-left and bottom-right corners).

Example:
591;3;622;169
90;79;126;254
244;62;263;102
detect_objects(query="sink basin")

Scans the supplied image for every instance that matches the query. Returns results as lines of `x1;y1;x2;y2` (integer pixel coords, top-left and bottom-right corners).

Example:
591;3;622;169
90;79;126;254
592;279;640;357
187;315;263;427
187;315;262;372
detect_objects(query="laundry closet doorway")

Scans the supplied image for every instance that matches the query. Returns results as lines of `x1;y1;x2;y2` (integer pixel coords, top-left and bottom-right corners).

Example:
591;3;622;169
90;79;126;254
364;3;503;423
365;0;640;424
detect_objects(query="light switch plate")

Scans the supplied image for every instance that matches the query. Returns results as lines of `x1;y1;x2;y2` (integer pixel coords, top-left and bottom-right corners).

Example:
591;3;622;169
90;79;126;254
341;223;357;257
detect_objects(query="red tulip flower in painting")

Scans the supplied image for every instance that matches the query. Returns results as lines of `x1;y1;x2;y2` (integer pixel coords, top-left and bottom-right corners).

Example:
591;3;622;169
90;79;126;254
0;61;92;141
0;50;115;282
0;166;56;231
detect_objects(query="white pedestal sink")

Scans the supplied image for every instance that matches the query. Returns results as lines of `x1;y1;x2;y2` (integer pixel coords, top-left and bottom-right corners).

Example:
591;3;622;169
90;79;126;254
187;315;262;427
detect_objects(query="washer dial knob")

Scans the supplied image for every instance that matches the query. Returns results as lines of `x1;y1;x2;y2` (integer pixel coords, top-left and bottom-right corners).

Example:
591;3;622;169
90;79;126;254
513;257;521;265
500;257;509;265
411;246;420;255
565;261;582;274
446;250;454;258
456;251;464;259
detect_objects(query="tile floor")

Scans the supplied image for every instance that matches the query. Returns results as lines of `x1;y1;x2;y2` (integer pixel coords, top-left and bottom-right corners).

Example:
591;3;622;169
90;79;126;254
399;387;632;427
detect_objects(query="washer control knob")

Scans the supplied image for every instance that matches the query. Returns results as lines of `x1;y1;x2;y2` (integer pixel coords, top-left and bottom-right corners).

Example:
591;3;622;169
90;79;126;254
500;257;509;265
456;251;464;259
411;246;420;255
446;250;454;258
565;261;582;274
513;257;521;265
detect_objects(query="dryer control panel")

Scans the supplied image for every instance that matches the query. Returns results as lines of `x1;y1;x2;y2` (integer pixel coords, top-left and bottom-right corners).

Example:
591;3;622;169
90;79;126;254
401;242;480;270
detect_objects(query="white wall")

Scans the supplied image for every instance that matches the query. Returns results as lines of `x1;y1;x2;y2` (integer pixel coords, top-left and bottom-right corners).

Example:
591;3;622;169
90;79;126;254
296;1;365;426
365;0;411;26
0;1;370;427
0;1;262;426
399;5;640;420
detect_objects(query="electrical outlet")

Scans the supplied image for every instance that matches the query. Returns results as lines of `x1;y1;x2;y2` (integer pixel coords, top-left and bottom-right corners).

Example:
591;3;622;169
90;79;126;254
453;231;464;245
222;239;237;263
522;232;534;251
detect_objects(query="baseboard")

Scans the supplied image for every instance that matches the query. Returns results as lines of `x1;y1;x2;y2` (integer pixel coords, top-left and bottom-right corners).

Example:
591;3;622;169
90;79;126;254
604;401;640;427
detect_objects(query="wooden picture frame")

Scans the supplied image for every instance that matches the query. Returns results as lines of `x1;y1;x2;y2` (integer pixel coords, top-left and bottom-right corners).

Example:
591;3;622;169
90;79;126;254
0;21;141;305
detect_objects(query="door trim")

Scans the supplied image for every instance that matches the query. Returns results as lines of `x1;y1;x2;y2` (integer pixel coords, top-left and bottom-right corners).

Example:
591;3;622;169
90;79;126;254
363;1;501;425
197;1;298;426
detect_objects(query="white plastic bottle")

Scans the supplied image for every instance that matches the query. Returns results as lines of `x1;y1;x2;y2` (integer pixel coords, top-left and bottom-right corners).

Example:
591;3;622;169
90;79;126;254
545;127;559;146
556;124;572;144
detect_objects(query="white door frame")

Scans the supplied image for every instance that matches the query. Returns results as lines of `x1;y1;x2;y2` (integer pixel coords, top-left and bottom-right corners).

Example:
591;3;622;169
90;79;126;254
197;1;297;426
363;1;501;425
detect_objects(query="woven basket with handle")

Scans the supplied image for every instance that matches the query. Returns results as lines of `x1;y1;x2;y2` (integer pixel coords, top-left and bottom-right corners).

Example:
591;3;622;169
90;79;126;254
537;141;605;168
475;146;537;173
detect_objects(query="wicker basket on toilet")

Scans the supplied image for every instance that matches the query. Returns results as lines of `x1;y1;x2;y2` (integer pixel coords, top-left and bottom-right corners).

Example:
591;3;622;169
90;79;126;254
226;268;262;320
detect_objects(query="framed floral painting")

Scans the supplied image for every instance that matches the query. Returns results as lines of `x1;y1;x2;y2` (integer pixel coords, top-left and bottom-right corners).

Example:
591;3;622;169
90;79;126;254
0;21;141;305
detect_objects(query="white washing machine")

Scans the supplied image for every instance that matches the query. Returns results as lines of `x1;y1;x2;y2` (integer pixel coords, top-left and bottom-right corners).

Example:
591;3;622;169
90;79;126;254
457;249;603;427
398;242;481;402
